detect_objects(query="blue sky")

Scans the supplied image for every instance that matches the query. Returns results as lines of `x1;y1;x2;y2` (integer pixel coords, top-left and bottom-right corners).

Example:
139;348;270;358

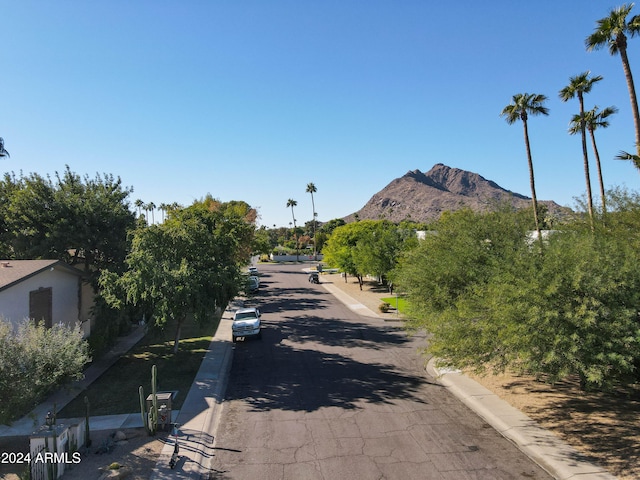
2;1;640;227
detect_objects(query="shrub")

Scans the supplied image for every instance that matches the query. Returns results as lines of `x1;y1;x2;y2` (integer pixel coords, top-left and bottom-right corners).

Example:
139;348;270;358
378;302;390;313
0;318;91;424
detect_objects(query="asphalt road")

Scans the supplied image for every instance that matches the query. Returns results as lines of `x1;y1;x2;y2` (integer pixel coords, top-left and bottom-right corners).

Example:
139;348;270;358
209;263;553;480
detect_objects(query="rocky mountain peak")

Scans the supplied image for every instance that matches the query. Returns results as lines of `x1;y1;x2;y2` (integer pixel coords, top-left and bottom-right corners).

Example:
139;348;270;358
344;164;565;223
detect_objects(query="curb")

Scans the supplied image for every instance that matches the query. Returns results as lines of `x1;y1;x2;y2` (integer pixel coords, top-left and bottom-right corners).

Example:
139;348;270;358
426;359;617;480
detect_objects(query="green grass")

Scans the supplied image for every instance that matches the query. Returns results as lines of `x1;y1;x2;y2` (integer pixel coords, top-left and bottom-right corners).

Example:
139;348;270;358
381;296;408;314
58;317;219;418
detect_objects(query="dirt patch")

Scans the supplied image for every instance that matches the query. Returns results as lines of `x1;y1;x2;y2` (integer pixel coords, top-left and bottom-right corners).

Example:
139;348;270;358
0;428;168;480
322;273;640;480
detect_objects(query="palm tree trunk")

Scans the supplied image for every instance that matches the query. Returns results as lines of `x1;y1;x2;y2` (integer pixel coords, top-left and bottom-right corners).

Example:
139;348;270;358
579;97;595;230
310;193;317;259
620;46;640;156
589;129;607;218
522;120;543;247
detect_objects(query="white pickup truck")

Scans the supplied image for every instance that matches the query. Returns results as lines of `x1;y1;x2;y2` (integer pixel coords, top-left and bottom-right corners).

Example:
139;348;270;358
232;307;262;342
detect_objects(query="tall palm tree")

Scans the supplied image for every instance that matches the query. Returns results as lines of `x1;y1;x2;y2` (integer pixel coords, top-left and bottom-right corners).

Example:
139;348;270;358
586;4;640;157
286;199;298;261
147;201;156;224
159;202;169;223
134;199;144;218
559;71;603;228
569;105;618;217
306;182;317;258
0;138;9;159
500;93;549;244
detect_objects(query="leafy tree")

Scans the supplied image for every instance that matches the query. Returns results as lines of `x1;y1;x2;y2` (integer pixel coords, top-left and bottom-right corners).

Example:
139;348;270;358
569;105;618;216
0;167;136;285
560;71;603;227
100;198;256;353
500;93;549;245
586;3;640;158
396;205;640;390
319;218;345;235
323;220;406;289
352;220;403;285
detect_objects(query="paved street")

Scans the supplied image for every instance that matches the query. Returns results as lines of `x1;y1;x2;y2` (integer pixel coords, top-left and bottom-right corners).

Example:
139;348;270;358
209;263;553;479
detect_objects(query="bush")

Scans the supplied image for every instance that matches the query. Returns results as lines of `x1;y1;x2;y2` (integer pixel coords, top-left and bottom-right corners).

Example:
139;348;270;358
378;302;390;313
0;319;91;424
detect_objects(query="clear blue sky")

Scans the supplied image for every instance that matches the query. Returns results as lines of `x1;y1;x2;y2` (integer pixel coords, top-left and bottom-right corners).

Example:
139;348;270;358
2;1;640;227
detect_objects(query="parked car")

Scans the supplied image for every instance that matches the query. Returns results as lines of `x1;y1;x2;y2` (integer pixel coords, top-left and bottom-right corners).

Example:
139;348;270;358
248;275;260;292
232;307;262;342
248;266;259;276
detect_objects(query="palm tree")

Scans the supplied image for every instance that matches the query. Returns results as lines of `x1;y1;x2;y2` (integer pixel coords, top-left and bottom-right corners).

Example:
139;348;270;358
306;182;317;258
569;105;618;217
500;93;549;244
286;198;298;261
586;4;640;157
159;203;169;222
615;149;640;170
0;138;9;159
147;201;156;224
135;199;144;218
559;71;603;228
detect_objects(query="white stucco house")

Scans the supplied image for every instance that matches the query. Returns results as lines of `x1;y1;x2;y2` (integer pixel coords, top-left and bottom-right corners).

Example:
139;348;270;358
0;260;92;336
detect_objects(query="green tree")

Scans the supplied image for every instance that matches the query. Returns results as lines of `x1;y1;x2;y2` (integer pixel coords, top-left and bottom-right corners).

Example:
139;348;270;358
100;199;256;353
560;71;603;227
569;105;618;216
500;93;549;245
352;220;403;286
395;205;640;390
586;3;640;158
0;138;9;159
0;167;136;285
323;220;405;289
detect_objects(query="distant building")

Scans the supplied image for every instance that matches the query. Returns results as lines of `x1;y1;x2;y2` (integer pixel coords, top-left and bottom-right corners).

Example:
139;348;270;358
0;260;92;336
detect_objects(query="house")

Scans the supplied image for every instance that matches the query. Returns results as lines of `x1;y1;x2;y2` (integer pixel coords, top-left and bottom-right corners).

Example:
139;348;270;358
0;260;92;337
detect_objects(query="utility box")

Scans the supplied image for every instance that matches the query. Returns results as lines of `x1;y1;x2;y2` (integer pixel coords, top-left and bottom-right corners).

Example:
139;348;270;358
146;392;173;431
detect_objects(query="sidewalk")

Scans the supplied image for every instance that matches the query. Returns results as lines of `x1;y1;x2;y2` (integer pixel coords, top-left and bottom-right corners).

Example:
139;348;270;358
320;274;617;480
149;299;239;479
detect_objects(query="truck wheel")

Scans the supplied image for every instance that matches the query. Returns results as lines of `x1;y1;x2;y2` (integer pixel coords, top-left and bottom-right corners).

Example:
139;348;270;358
232;336;237;343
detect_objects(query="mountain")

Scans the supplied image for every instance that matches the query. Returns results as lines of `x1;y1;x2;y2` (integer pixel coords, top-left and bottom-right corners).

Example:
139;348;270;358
344;163;568;223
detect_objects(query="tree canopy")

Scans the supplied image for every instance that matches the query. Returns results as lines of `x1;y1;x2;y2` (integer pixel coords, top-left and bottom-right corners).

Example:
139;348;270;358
100;197;257;353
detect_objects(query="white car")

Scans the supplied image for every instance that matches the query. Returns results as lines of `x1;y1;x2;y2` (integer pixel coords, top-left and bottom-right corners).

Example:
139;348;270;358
248;266;259;276
248;275;260;292
232;307;262;342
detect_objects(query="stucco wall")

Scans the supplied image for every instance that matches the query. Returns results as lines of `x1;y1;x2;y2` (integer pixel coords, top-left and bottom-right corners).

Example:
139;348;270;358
0;267;81;330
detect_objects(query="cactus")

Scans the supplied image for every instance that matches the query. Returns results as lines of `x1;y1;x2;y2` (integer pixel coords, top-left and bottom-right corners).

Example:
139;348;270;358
149;365;158;435
139;386;149;435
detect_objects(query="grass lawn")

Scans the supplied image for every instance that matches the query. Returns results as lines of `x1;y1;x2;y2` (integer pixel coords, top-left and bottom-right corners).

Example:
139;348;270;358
58;316;220;419
381;296;408;314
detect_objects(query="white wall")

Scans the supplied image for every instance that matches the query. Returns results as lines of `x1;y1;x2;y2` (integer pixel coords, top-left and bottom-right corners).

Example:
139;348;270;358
0;267;81;330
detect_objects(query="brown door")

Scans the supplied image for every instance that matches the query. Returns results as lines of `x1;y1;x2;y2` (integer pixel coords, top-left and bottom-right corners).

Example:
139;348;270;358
29;287;52;327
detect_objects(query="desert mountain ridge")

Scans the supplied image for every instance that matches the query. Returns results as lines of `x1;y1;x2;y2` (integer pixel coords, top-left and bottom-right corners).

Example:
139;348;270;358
344;163;568;224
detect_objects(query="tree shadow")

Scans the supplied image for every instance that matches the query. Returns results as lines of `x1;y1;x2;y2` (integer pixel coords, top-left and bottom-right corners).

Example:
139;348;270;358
228;313;426;413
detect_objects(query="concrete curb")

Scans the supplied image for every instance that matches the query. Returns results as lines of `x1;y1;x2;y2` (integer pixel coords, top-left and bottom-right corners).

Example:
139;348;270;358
426;359;617;480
